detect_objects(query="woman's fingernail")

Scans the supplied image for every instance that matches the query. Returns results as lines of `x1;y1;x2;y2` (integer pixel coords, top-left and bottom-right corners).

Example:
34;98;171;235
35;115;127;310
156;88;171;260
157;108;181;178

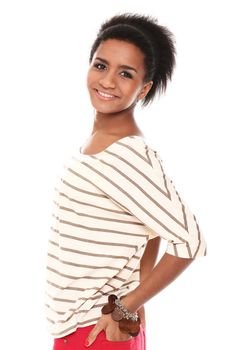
84;339;90;347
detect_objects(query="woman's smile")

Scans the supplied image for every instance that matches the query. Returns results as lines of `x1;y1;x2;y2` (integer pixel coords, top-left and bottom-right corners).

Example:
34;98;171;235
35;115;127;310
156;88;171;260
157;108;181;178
94;88;119;101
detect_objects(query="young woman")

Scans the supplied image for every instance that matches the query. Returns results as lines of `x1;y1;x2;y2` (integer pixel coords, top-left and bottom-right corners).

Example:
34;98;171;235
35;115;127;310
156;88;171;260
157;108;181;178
45;13;207;350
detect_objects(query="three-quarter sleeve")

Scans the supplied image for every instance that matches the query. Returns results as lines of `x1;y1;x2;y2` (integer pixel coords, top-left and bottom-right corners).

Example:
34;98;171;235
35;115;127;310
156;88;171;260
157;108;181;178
78;139;207;259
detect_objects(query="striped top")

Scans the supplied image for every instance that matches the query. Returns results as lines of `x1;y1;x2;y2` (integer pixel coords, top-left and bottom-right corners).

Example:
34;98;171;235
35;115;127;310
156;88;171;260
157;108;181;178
44;135;206;338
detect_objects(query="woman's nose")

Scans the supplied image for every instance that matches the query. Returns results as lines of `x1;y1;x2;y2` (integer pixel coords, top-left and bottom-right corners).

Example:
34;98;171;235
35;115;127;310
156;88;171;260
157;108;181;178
99;72;116;89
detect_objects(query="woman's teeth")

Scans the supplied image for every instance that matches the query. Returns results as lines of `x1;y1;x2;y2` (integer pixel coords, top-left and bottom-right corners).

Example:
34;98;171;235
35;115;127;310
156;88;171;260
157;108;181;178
96;90;116;99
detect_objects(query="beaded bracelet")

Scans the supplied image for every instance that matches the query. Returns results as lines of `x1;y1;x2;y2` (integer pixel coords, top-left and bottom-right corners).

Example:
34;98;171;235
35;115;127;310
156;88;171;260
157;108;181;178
114;298;139;321
101;294;141;337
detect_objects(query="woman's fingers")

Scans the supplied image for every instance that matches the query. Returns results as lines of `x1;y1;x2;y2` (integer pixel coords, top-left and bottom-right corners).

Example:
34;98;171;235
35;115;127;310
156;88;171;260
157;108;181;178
105;322;132;341
84;323;103;347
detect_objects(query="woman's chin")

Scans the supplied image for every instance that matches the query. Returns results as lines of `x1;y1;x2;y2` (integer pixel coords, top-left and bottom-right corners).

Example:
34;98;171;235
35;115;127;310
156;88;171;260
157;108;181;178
90;100;123;114
89;98;136;114
93;105;133;114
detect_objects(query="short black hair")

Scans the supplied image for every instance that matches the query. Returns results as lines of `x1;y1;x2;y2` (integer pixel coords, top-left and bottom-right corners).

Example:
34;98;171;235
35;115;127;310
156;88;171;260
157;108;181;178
89;12;176;107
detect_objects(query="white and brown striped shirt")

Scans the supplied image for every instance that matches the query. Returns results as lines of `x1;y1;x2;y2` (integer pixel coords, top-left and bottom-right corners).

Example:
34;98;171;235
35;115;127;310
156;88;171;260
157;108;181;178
44;135;206;338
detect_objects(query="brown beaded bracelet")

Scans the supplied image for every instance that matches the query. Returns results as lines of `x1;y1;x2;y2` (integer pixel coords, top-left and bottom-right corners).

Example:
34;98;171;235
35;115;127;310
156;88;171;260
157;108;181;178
101;294;141;337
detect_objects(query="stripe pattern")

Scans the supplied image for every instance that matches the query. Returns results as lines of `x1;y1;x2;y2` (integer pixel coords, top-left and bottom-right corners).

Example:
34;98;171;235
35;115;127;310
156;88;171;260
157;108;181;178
44;135;206;338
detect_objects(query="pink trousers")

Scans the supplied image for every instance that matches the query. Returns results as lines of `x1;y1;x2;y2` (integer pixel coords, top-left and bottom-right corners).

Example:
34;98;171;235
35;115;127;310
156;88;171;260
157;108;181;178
53;323;146;350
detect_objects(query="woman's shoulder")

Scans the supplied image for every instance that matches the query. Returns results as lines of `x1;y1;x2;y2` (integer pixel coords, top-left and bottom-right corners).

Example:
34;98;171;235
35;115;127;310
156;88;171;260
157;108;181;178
105;134;164;171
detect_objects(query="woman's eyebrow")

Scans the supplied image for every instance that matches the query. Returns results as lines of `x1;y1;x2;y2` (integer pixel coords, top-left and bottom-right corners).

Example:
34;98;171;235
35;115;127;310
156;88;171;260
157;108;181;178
95;57;138;73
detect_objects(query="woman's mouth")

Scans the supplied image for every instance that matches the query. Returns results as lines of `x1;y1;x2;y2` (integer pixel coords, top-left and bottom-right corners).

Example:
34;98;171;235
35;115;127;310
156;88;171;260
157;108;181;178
95;89;118;101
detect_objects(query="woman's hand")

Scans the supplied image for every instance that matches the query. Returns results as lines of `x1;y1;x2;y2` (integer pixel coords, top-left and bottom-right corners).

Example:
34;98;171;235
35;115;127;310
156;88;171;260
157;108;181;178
84;313;132;347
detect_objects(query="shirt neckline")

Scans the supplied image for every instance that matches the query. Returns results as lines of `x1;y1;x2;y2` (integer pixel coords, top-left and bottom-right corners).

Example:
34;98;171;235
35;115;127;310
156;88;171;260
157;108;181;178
79;134;145;157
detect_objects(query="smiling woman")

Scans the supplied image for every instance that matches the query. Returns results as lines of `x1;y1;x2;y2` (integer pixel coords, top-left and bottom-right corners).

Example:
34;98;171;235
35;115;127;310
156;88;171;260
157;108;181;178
44;12;206;350
87;39;152;113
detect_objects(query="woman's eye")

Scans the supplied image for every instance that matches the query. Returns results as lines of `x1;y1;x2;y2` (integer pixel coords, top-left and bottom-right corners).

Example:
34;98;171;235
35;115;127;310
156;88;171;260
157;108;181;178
94;63;106;70
120;71;133;79
93;64;132;79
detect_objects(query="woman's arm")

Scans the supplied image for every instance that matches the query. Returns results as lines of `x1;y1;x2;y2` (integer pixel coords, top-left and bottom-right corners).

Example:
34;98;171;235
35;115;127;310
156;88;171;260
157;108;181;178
137;236;161;328
121;252;193;313
140;237;161;281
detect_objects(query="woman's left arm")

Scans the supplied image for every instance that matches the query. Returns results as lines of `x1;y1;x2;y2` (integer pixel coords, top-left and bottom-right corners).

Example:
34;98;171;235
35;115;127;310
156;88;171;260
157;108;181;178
94;154;206;313
137;236;161;328
121;252;193;313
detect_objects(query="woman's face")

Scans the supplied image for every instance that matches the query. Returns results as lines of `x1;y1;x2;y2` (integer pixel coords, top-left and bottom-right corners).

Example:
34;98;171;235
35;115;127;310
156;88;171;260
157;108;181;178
87;39;152;114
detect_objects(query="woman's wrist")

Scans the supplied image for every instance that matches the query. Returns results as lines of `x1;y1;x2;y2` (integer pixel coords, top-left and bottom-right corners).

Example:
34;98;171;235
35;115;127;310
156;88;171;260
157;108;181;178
101;294;141;337
120;289;144;314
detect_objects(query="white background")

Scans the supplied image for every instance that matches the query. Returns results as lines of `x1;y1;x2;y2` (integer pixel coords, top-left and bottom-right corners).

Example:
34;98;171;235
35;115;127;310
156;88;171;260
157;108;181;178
0;0;232;349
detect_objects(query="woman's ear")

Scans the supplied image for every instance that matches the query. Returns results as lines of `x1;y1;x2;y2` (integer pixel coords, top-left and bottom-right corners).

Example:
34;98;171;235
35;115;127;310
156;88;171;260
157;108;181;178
137;81;153;101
